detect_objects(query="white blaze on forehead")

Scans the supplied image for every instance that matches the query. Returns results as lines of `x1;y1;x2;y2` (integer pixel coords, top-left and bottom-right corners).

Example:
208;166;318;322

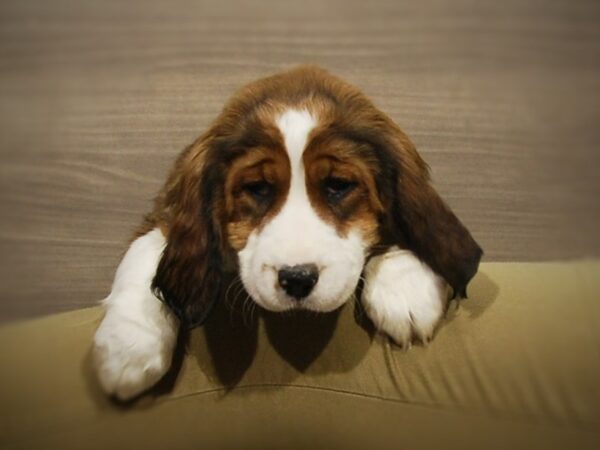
270;108;322;265
275;109;317;183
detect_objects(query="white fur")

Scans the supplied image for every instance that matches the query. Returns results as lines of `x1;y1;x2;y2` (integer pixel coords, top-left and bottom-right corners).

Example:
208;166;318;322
93;229;179;400
362;247;448;347
238;109;367;312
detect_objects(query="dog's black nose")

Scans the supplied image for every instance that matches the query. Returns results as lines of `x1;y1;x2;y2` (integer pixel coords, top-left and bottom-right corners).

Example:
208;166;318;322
278;264;319;300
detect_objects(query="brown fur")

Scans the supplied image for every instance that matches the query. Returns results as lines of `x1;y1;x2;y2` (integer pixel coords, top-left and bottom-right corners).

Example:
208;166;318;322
225;144;290;251
138;65;482;326
303;135;383;246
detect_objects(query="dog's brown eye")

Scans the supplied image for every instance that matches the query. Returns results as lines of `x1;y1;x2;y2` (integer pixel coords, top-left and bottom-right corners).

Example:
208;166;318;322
322;176;357;202
242;180;274;201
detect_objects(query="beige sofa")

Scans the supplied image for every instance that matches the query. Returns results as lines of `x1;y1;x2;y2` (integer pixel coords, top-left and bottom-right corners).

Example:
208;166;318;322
1;262;599;449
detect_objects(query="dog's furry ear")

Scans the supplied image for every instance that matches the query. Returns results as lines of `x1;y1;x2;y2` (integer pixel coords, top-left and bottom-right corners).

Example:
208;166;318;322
151;137;225;327
379;120;483;298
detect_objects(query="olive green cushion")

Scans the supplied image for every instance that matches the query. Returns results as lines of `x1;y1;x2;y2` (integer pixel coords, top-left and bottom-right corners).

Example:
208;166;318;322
1;262;599;449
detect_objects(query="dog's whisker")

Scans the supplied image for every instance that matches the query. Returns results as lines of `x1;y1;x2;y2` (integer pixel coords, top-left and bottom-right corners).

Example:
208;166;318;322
230;287;248;324
353;294;367;320
222;279;245;324
247;300;258;327
231;281;247;307
224;276;245;323
241;294;255;328
231;287;245;310
224;276;243;305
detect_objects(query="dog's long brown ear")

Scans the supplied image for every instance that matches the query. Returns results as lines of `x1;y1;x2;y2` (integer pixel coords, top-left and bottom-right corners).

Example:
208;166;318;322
151;137;225;327
379;120;483;298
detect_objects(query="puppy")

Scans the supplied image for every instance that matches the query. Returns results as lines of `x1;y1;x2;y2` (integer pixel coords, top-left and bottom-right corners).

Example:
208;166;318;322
93;65;482;400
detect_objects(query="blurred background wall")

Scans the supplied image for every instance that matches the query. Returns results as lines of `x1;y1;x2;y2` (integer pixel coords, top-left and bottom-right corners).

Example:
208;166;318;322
0;0;598;322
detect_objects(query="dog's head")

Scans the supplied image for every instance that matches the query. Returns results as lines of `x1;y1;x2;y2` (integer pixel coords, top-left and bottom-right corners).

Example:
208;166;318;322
151;65;482;326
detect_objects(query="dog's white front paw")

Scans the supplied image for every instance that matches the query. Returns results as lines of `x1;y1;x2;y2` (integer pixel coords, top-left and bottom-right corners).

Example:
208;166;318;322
93;307;177;401
362;248;448;347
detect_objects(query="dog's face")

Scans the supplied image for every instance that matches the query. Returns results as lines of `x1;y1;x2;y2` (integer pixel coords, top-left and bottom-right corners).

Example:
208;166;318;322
230;109;381;313
151;66;482;326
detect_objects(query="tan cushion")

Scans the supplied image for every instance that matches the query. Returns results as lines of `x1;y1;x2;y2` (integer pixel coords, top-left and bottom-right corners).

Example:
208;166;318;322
1;262;599;449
